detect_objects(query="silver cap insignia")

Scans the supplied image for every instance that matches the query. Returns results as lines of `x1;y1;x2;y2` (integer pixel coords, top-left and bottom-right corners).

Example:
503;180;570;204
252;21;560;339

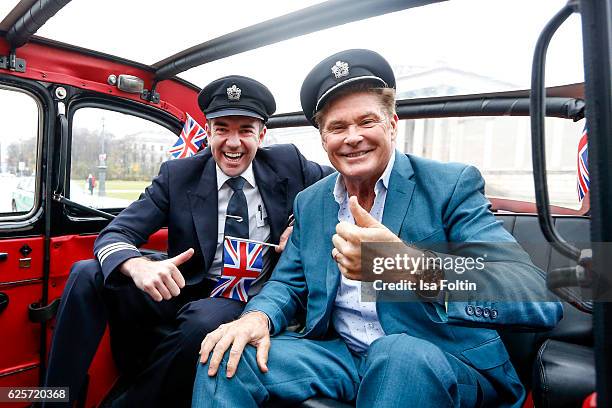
331;61;349;79
227;84;241;101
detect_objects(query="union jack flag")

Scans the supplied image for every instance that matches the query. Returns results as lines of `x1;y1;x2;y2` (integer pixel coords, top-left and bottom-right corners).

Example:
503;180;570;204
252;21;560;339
210;237;263;302
169;113;207;159
577;126;589;202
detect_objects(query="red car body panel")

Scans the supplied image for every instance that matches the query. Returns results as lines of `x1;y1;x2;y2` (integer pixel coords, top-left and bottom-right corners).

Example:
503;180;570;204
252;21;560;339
0;38;206;125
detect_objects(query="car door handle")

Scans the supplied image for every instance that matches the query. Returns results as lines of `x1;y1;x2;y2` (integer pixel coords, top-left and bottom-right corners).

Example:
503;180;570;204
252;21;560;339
0;253;7;261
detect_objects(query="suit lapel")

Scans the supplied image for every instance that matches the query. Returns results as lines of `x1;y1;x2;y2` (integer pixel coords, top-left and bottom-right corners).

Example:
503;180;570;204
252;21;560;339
300;176;340;335
253;158;288;245
382;152;416;236
376;152;416;305
188;155;218;271
324;176;341;302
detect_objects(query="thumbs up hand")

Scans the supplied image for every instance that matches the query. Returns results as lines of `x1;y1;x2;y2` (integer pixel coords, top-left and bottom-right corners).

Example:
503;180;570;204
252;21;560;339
349;195;384;229
121;248;192;302
332;196;401;281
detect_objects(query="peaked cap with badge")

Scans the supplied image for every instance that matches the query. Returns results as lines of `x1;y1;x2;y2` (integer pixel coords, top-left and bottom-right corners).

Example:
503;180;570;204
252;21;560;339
300;49;396;127
198;75;276;122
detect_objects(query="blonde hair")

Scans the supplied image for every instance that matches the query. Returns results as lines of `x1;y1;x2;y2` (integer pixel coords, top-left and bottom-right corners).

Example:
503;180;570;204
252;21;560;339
314;83;396;130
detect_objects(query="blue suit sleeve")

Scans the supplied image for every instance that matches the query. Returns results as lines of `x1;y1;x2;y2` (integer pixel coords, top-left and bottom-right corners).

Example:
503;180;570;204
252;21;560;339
424;165;563;330
243;192;308;335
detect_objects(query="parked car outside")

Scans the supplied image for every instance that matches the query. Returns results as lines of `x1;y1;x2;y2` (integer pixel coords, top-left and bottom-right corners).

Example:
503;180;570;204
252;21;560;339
11;176;35;212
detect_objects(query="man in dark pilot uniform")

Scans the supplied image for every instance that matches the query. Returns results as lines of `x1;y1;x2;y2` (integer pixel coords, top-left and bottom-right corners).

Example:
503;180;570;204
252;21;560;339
44;75;332;407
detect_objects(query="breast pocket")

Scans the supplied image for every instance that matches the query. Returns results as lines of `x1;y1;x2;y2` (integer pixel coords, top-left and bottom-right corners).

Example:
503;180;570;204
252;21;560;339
413;227;446;244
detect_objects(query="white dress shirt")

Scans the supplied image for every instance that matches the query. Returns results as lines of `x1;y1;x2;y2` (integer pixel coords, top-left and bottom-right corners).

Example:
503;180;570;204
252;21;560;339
207;163;271;277
331;151;396;354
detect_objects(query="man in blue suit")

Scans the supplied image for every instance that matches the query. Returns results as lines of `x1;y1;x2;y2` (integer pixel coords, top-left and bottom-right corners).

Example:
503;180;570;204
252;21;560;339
193;50;563;407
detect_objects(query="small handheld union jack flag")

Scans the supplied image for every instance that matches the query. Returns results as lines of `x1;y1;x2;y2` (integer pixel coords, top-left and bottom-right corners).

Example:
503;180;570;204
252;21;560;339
577;125;589;202
168;113;207;159
210;237;264;302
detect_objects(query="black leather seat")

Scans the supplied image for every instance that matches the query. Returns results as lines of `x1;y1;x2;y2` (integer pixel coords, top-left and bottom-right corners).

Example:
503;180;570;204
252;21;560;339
532;339;595;408
299;214;594;407
497;215;594;407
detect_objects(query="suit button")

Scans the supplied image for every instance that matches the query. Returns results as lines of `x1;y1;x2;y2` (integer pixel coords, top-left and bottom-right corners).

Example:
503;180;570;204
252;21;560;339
465;305;474;316
474;306;483;317
483;307;491;318
490;309;498;319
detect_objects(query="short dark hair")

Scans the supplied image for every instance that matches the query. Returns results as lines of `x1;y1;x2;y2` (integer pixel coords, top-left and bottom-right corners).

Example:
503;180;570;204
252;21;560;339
207;118;265;134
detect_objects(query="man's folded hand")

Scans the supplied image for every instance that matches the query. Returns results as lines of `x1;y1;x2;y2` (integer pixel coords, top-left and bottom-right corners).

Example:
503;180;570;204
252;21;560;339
199;311;271;378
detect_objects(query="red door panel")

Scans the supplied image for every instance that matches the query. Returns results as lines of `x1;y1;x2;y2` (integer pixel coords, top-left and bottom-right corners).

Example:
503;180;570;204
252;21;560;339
0;281;42;373
0;236;44;399
0;227;167;405
43;229;169;406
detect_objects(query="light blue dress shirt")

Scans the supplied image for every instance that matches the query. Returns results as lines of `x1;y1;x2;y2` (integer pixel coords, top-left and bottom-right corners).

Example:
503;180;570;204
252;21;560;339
331;150;396;354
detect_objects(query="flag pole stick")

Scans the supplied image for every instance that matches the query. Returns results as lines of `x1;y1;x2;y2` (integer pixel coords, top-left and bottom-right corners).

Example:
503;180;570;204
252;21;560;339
224;236;280;249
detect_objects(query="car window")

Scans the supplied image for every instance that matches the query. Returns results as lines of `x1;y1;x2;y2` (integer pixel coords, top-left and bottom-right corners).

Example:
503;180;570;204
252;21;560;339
267;115;585;211
0;86;41;217
399;116;585;210
265;127;330;166
69;107;178;210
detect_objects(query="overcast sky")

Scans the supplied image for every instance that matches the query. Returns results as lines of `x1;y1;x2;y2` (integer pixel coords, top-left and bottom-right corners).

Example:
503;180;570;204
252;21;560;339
1;0;585;148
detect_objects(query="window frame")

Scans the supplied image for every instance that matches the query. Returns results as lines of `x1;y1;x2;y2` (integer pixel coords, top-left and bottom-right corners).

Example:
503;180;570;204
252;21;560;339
64;95;182;220
0;82;45;224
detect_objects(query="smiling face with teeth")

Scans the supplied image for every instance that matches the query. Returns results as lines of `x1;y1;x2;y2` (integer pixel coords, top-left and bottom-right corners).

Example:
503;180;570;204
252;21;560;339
207;116;266;177
319;91;397;192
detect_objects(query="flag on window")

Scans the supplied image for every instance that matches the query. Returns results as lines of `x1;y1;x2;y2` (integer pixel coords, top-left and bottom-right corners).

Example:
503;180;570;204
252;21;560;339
210;237;264;302
577;125;589;202
168;113;207;159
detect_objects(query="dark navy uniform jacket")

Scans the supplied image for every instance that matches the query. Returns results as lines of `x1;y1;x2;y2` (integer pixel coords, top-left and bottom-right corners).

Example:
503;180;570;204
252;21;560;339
94;144;333;286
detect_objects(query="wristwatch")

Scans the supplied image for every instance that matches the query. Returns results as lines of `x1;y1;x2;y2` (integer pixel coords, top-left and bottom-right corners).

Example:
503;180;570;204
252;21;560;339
415;249;445;300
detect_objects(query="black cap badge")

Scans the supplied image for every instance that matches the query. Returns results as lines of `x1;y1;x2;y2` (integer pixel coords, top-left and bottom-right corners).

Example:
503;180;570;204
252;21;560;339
227;84;241;101
331;61;349;79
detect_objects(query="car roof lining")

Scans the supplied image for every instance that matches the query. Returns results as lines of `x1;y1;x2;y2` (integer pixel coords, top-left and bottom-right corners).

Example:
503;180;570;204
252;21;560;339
1;0;445;81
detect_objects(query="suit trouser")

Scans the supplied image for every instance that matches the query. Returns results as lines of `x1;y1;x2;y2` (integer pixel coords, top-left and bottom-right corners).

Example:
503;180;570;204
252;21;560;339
192;332;504;408
44;259;244;408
